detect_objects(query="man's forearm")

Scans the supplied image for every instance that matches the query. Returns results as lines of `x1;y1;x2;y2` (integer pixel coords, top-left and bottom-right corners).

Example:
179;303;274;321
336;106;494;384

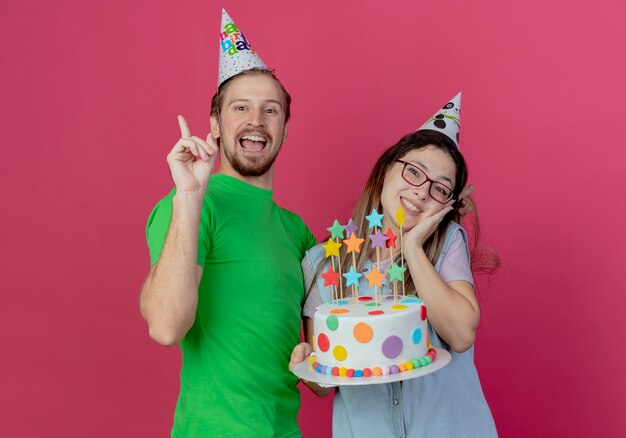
140;192;204;346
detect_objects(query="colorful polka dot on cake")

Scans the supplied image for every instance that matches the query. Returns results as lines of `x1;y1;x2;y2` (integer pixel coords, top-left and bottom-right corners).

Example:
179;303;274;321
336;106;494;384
326;315;339;330
412;328;422;344
353;322;373;343
317;333;330;352
382;335;403;359
333;345;347;361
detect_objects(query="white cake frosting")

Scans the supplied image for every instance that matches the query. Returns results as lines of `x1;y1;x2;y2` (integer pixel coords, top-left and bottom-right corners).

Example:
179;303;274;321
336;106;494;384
311;295;432;376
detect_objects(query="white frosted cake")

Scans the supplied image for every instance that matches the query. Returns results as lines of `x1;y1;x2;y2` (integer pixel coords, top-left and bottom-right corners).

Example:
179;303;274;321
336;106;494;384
309;295;436;378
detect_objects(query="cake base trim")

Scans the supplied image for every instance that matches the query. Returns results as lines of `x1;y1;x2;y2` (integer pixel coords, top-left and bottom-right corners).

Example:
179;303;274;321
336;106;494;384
309;347;437;377
291;347;452;386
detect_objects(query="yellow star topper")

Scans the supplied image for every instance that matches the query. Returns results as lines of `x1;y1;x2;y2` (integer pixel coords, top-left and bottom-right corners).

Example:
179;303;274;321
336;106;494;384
395;207;406;227
322;238;342;258
344;234;365;254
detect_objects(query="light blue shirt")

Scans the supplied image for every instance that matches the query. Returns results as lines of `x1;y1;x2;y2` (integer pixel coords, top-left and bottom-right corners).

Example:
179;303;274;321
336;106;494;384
302;222;497;437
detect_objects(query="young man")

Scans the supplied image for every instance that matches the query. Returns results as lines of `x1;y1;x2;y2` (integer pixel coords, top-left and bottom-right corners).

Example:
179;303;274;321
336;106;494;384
140;11;316;437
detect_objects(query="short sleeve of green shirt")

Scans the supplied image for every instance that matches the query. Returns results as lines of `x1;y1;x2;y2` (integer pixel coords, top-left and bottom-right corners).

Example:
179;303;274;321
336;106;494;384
145;188;212;267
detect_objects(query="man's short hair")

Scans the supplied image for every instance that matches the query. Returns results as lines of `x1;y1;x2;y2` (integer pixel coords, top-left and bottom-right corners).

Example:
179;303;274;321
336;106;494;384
210;68;292;122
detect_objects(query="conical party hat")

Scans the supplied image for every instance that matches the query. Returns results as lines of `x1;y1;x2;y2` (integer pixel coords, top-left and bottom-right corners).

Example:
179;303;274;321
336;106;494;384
417;93;461;148
218;9;267;85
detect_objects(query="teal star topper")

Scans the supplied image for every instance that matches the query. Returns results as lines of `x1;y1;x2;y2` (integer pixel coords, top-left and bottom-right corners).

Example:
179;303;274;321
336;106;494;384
327;219;345;240
387;262;407;282
342;266;363;287
365;209;384;229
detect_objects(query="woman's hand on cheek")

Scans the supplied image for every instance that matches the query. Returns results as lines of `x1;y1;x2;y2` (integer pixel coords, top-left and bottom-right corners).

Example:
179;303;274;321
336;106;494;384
403;205;454;251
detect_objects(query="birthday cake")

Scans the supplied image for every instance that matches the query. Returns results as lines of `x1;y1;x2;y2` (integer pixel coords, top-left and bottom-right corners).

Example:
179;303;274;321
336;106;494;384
309;295;436;377
304;210;439;379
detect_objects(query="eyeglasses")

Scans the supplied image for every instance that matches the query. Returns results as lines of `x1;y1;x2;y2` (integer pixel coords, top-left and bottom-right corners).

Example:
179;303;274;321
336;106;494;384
395;160;454;204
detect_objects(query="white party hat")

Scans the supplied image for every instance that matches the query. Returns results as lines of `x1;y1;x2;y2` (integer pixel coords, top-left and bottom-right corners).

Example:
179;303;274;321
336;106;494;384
218;9;267;85
417;92;462;147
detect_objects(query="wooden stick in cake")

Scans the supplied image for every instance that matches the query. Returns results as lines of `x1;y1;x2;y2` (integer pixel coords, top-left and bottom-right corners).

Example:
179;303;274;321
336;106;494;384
343;218;358;300
321;266;341;304
384;228;398;301
387;262;406;305
376;229;380;267
327;220;345;298
365;209;387;304
367;230;388;304
343;229;364;303
395;207;407;297
321;237;342;304
363;262;385;304
342;266;362;303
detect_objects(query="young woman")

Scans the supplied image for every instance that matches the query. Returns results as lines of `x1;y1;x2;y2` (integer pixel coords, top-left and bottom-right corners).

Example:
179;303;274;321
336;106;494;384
292;119;498;437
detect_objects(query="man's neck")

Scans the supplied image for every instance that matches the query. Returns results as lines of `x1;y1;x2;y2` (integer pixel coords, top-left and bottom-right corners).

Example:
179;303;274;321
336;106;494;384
216;166;274;191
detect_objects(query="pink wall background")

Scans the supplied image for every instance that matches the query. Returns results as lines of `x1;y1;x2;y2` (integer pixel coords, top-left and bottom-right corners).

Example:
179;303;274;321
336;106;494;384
2;0;625;436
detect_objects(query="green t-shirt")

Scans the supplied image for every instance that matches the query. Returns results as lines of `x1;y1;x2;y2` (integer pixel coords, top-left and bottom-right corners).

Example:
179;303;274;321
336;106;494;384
146;174;316;437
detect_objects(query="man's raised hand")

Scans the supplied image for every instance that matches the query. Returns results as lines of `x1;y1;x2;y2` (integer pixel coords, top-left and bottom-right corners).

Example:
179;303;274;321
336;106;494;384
166;115;218;193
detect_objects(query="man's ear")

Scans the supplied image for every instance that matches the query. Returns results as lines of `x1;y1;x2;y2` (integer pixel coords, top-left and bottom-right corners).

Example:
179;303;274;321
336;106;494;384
210;113;221;140
281;123;289;144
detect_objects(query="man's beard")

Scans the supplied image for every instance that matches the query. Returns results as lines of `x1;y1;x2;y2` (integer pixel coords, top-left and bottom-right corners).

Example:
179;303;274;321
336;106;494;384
222;140;281;177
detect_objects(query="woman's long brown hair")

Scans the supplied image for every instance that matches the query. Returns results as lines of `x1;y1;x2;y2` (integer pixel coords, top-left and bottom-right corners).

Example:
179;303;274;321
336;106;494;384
307;130;498;299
